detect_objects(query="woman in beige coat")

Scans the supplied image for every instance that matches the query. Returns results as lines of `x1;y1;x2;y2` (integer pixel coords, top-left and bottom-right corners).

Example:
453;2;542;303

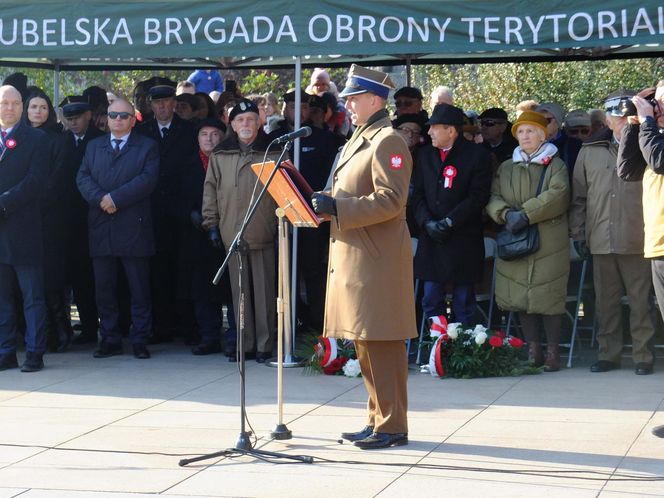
487;111;570;371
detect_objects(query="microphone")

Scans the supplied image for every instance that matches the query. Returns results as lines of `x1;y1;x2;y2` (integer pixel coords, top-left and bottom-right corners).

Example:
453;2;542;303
272;126;312;144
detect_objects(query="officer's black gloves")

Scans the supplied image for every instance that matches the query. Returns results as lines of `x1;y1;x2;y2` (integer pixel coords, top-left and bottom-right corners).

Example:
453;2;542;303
424;218;452;243
573;240;590;259
311;192;337;216
208;227;222;250
504;209;529;234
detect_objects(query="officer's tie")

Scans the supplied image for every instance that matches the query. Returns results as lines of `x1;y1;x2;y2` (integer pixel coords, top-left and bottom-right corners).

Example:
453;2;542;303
112;138;122;156
161;127;169;140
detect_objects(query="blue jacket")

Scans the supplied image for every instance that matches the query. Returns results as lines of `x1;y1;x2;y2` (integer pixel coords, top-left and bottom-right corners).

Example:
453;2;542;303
187;69;224;94
0;123;47;265
76;131;159;257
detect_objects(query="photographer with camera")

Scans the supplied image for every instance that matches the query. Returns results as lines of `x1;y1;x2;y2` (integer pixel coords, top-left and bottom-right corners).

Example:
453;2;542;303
617;81;664;375
570;89;655;375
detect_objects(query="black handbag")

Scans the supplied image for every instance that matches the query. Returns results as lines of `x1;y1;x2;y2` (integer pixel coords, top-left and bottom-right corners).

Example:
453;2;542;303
496;167;547;261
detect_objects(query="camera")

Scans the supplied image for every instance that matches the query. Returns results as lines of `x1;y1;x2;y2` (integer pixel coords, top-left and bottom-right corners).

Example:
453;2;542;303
609;88;658;117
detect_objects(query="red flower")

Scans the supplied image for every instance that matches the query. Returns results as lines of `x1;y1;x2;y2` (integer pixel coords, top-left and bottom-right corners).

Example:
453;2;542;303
542;156;552;166
5;138;16;149
508;337;525;348
488;336;503;348
323;357;348;375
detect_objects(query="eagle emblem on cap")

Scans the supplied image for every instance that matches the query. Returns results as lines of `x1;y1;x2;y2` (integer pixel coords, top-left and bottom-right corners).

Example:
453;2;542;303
390;155;403;170
240;102;247;111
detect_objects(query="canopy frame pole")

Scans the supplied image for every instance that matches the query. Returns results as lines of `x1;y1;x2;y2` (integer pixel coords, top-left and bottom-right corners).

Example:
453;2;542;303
53;63;60;107
288;56;303;365
406;55;412;86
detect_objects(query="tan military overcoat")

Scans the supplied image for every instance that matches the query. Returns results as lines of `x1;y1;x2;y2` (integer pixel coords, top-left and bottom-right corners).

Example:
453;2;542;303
323;110;417;341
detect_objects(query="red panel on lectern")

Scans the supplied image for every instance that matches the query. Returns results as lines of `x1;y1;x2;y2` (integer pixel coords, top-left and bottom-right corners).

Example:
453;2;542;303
251;160;325;228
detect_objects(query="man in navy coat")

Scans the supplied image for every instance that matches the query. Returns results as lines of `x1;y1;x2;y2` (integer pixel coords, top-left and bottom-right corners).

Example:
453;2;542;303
0;85;49;372
77;98;159;359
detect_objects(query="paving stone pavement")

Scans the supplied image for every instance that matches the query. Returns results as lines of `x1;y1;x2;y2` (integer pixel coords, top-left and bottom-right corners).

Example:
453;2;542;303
0;343;663;498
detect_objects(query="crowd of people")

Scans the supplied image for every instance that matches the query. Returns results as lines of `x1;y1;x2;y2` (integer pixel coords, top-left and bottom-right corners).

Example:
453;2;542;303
0;66;662;377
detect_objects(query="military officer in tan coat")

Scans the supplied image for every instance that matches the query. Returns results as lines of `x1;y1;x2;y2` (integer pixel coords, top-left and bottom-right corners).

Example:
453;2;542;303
311;65;416;449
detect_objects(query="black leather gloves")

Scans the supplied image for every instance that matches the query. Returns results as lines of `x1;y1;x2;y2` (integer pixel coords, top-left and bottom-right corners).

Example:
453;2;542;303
504;210;529;234
311;192;337;216
424;218;452;243
190;210;203;231
208;227;222;249
573;240;590;259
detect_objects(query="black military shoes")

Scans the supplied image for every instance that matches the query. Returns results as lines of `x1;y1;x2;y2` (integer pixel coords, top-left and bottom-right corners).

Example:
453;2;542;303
354;432;408;449
341;425;374;442
93;341;123;358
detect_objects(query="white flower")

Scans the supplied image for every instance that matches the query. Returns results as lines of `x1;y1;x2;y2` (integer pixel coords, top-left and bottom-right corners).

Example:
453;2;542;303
447;323;461;339
475;331;488;345
342;359;362;377
473;324;488;336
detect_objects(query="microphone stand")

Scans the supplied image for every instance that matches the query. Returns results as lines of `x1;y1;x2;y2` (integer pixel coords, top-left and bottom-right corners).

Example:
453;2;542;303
180;139;312;467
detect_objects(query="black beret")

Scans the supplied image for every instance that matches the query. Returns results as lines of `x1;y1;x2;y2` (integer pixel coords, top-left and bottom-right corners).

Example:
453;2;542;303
229;99;259;122
61;95;90;117
196;117;227;135
427;104;464;127
479;107;508;121
394;86;423;100
149;85;176;100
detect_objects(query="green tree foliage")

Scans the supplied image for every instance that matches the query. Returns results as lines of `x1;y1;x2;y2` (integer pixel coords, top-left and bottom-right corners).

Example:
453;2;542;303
0;59;661;114
414;59;664;118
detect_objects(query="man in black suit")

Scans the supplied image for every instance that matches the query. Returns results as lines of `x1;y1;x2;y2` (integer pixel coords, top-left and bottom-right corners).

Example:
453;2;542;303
76;98;159;359
0;85;49;372
62;96;106;345
136;84;197;343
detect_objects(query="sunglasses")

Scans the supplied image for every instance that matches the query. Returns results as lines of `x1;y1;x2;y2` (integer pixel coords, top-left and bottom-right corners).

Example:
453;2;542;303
395;99;418;107
108;111;134;120
480;119;505;127
567;127;590;137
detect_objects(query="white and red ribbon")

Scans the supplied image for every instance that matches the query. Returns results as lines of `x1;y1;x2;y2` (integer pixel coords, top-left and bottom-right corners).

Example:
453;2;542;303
443;165;457;189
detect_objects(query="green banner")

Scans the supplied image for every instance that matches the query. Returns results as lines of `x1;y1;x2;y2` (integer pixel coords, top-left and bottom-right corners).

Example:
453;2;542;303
0;1;662;59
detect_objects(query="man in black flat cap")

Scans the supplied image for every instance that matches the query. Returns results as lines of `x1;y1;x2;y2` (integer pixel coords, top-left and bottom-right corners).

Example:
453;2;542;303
137;82;198;344
62;96;106;345
478;107;517;164
411;104;492;327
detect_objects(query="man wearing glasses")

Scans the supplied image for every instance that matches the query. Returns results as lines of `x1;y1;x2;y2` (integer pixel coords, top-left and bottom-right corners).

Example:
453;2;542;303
77;99;159;360
393;86;426;118
478;107;517;164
